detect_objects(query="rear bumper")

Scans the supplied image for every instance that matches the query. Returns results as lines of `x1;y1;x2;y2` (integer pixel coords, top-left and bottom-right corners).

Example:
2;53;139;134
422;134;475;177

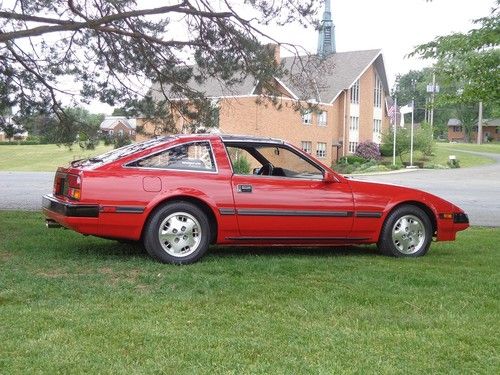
42;194;99;234
42;194;99;217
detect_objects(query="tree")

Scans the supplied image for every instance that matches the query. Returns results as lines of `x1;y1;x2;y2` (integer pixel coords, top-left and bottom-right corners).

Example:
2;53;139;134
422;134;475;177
0;120;18;141
381;125;434;164
0;0;320;137
411;1;500;106
393;69;431;124
394;69;483;140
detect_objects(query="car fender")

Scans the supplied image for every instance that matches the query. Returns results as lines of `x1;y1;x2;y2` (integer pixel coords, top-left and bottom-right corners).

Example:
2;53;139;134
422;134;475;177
144;187;221;218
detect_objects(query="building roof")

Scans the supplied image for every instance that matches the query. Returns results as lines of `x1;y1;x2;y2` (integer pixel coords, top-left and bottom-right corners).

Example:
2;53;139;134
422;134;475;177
100;116;137;130
150;49;388;105
480;118;500;127
280;49;386;103
447;118;462;126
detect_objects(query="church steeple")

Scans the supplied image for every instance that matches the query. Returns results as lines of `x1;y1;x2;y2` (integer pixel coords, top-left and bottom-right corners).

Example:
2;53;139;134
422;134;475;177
317;0;336;57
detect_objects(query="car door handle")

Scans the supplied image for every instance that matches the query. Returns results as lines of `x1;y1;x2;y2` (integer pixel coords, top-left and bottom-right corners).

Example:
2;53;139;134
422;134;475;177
237;184;253;193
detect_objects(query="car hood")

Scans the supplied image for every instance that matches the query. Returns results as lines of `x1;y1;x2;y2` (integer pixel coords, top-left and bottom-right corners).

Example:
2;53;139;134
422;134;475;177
346;178;461;213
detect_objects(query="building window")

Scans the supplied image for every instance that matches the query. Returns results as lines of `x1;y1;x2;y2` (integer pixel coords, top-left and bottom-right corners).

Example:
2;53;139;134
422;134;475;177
496;127;499;134
373;119;382;134
473;126;478;132
301;110;312;125
374;74;383;108
318;111;327;126
109;130;114;135
301;141;312;154
349;142;358;154
316;142;327;158
349;116;359;132
453;126;462;132
350;79;360;104
118;129;124;136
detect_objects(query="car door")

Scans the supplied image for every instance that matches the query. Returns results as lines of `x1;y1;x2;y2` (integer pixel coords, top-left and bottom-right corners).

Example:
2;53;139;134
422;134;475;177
226;143;354;239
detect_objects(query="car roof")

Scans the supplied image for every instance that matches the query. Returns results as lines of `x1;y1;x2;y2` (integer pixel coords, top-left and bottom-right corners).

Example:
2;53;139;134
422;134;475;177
172;133;285;145
219;134;284;144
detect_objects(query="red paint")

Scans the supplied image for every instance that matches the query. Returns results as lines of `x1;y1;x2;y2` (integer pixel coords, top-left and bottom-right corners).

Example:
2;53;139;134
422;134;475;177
42;134;469;249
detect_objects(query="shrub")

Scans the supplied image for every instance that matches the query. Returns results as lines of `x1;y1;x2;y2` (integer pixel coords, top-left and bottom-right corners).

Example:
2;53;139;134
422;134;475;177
233;156;251;174
339;155;366;164
114;134;132;148
447;158;460;168
355;141;381;161
379;143;397;157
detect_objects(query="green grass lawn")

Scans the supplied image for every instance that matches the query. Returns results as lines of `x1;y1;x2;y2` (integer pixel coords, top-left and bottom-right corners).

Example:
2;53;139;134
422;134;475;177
438;142;500;154
0;144;113;171
379;143;497;171
428;143;497;168
1;211;498;374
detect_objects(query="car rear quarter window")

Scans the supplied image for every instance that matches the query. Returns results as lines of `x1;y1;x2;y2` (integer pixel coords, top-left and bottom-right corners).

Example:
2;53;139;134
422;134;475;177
126;141;216;172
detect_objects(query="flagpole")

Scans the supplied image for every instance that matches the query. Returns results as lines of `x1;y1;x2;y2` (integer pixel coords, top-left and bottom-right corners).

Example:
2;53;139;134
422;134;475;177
410;98;414;167
392;97;397;166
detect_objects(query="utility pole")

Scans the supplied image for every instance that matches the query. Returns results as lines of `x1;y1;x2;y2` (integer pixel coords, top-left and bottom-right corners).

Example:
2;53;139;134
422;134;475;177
477;101;483;144
392;96;397;166
409;79;416;167
427;73;439;140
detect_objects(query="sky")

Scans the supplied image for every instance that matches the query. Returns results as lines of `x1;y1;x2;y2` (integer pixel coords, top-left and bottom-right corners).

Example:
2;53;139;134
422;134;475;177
269;0;496;86
83;0;498;114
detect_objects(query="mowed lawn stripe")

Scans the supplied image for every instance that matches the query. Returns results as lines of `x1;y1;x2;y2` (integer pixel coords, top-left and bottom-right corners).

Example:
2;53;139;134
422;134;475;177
0;144;113;171
0;211;499;374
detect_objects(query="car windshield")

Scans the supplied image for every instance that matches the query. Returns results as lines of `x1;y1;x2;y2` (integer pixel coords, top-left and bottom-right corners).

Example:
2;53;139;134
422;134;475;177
71;136;174;167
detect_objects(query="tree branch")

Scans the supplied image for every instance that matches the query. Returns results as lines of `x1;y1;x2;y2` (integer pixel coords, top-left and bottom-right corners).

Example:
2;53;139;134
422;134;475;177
0;2;237;43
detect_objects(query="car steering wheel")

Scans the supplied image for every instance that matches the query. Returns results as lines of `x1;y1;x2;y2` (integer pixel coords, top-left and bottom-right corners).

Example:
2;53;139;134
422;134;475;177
258;163;274;176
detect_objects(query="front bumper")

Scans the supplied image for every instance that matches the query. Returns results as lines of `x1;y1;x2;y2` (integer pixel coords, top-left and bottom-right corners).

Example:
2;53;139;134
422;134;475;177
453;212;469;224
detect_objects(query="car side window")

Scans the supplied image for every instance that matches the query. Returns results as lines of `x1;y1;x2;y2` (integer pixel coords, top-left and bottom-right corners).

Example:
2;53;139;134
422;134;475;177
226;146;261;175
127;141;216;172
226;144;323;179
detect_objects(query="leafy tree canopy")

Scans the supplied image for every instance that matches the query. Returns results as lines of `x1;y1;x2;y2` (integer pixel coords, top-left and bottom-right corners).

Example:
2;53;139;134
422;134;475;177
0;0;319;136
411;1;500;106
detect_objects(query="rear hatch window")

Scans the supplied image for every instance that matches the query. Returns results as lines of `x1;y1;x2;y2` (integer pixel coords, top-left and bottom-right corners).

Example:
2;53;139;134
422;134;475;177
70;136;174;168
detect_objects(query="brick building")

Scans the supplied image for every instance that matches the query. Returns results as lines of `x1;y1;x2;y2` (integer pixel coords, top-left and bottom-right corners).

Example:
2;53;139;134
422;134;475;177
447;118;500;143
142;1;391;166
100;116;137;140
143;47;391;166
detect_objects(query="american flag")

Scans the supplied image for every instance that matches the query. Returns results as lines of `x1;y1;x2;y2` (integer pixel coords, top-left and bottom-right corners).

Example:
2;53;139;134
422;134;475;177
388;103;397;124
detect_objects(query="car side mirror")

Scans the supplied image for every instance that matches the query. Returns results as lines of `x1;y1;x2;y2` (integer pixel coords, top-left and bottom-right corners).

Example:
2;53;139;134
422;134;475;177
323;170;336;183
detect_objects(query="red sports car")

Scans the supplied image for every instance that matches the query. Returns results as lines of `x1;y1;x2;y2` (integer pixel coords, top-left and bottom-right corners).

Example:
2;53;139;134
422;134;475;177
42;134;469;264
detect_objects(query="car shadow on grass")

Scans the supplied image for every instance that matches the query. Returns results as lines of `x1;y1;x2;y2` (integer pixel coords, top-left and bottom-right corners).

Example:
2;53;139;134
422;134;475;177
70;241;380;263
207;245;380;259
72;240;149;259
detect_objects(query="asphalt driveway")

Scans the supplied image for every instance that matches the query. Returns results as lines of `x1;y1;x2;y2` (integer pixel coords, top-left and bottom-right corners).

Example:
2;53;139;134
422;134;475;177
353;150;500;227
0;150;498;226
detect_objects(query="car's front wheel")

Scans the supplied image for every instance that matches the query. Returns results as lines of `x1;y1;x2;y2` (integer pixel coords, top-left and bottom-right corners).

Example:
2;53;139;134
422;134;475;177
377;205;432;257
144;202;210;264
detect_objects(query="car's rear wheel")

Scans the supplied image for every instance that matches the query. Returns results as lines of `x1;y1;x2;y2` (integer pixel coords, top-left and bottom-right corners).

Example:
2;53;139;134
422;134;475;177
144;202;210;264
377;205;432;257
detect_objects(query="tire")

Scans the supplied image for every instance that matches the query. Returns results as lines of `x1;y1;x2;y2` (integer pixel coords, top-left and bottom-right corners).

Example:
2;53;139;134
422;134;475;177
143;201;211;264
377;205;432;257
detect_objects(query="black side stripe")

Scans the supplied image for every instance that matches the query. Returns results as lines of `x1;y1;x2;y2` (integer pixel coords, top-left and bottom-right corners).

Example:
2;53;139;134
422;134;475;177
237;209;353;217
219;208;382;218
355;211;383;218
116;206;145;214
219;208;236;215
99;206;145;214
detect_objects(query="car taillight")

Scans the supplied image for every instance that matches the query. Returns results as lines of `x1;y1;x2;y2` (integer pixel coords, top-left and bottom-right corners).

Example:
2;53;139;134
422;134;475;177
67;174;81;200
